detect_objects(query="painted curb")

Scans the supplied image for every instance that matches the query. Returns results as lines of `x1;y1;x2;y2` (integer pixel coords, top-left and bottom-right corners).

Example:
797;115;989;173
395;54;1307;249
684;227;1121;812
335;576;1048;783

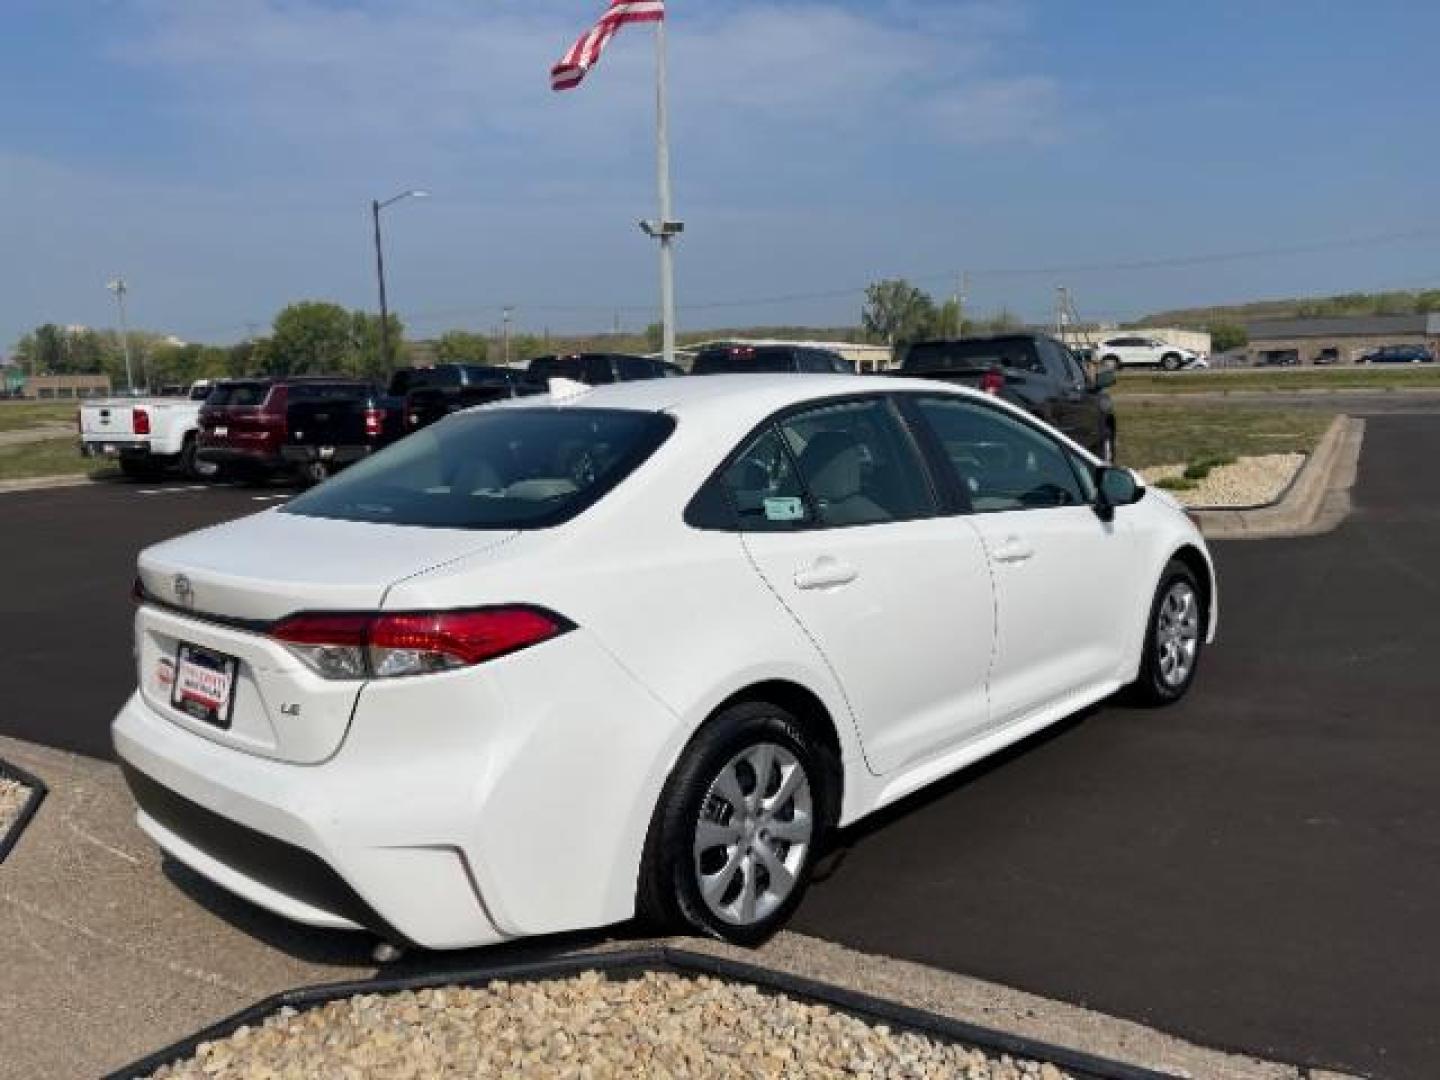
104;946;1179;1080
0;756;48;864
1189;415;1364;539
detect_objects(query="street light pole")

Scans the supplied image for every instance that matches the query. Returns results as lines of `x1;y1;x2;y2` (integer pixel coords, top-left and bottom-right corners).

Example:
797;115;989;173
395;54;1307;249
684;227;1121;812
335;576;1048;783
107;277;136;394
370;189;430;371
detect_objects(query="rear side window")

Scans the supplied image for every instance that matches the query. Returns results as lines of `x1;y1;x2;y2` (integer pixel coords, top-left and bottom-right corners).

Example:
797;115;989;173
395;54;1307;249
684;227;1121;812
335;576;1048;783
205;382;270;410
284;408;674;530
617;356;660;381
691;397;935;531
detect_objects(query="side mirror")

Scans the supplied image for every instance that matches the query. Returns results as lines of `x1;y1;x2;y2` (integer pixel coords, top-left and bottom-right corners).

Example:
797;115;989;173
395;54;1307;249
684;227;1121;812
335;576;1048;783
1094;466;1142;521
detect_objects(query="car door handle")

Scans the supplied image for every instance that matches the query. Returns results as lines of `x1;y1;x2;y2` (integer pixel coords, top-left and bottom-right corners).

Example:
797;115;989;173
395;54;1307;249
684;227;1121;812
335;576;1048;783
793;557;858;590
990;537;1034;564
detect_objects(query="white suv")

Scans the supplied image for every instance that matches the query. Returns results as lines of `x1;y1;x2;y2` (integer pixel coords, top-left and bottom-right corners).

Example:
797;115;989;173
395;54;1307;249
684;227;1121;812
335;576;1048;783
1098;335;1206;371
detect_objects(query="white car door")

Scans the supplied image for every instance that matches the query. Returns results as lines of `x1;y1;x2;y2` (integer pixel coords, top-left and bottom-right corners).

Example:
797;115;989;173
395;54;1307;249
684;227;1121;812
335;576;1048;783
906;394;1140;728
726;396;996;776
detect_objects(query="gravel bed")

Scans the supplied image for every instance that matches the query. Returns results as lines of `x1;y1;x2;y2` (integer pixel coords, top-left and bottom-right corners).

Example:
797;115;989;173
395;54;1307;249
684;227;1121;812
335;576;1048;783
0;776;29;838
146;971;1074;1079
1141;453;1304;508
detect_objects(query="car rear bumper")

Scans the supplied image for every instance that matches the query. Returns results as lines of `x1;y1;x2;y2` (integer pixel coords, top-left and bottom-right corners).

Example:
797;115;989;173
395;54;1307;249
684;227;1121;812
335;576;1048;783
82;438;151;458
111;626;683;950
196;445;283;469
113;691;508;949
280;444;374;466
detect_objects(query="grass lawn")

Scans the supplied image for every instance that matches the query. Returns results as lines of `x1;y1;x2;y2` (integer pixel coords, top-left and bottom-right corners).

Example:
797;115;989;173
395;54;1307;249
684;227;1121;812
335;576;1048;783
0;401;81;432
1112;366;1440;395
1115;402;1335;470
0;437;116;482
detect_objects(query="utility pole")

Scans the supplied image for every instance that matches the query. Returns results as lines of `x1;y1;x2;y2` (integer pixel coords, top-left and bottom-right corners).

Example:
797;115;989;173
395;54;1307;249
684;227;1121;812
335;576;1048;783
502;306;513;365
371;200;391;371
639;21;683;365
370;190;429;372
106;277;136;394
953;272;969;336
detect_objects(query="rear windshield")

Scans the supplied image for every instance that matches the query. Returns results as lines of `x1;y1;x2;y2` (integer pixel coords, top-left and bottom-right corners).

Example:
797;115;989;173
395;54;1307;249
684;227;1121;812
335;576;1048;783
288;383;369;403
691;348;797;375
528;356;597;381
283;408;675;530
205;382;271;410
903;340;1034;371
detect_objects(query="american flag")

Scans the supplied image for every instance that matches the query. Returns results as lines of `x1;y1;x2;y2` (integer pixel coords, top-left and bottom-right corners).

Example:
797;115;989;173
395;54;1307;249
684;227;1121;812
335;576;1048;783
551;0;665;92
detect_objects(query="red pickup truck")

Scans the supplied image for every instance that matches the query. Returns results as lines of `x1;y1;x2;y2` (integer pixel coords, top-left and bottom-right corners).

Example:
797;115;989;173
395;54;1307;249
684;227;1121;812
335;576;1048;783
197;377;401;482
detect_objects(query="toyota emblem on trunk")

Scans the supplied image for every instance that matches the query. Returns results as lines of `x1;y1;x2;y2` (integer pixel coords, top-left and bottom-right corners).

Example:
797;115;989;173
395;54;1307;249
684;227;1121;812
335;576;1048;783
173;574;194;607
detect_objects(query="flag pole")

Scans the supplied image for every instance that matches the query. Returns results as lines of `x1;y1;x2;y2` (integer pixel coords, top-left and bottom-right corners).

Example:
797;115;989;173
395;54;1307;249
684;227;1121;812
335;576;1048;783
654;16;677;366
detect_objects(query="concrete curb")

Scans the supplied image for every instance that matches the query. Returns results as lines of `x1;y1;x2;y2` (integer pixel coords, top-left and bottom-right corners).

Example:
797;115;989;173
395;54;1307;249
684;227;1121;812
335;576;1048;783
1190;415;1365;539
0;474;97;495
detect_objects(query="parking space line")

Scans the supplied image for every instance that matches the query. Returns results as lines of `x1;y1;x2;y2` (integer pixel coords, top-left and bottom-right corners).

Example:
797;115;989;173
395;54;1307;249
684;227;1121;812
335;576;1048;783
136;486;210;496
250;494;291;503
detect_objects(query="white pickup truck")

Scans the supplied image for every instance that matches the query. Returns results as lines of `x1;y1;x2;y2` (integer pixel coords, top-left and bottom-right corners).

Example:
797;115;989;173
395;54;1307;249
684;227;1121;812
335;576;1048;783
79;381;214;479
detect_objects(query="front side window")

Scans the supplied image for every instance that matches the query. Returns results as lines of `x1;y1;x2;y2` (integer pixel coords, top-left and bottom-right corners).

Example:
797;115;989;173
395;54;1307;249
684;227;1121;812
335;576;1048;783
284;408;673;530
912;397;1087;512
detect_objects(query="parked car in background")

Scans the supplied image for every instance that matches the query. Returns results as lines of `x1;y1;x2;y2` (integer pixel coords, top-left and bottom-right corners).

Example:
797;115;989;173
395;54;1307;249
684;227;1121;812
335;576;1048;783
1257;350;1300;367
1097;335;1207;371
1359;344;1434;364
79;380;213;479
116;374;1216;951
198;377;383;482
898;334;1117;461
389;364;541;433
526;353;676;385
1312;347;1341;365
691;344;855;375
283;384;406;485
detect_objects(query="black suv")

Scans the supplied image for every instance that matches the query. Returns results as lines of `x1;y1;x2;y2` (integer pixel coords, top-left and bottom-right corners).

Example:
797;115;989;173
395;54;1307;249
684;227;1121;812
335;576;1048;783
526;353;679;384
897;333;1117;461
388;364;540;432
690;344;856;375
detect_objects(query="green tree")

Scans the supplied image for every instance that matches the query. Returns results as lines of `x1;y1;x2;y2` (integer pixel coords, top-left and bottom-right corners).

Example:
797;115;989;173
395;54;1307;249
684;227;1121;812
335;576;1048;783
932;298;962;339
1209;321;1248;352
862;279;938;345
348;310;404;380
435;330;490;365
267;302;354;375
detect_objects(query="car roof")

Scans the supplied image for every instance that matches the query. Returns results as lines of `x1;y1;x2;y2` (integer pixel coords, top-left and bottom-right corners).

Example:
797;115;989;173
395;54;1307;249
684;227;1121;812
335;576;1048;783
482;372;992;427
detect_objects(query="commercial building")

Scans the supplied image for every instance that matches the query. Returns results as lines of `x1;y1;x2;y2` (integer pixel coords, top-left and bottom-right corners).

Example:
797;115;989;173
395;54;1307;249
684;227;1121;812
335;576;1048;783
17;374;112;399
1244;314;1440;365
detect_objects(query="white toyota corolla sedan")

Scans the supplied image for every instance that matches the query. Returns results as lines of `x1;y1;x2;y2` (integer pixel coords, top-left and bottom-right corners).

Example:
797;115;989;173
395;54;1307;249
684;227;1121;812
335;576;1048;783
114;375;1216;950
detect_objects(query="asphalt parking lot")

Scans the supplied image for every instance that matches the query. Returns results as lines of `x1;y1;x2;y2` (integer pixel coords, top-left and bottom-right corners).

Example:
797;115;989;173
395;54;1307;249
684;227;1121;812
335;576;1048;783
1;416;1437;1078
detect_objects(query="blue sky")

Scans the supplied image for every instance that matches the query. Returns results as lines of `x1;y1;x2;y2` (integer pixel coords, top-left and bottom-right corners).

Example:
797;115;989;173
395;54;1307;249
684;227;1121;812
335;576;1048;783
2;0;1436;348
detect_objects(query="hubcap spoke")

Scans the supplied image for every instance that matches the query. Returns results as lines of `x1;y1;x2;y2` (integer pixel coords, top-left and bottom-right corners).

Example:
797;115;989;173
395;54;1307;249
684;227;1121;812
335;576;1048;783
764;810;811;844
752;839;795;895
700;844;745;905
695;817;742;850
1156;581;1200;686
711;764;747;815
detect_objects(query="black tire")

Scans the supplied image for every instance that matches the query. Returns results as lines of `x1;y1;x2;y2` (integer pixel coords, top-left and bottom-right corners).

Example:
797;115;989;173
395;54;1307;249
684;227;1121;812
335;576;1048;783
1128;560;1204;706
178;436;215;480
118;457;157;481
300;460;330;487
1161;353;1182;372
638;701;836;947
1102;354;1121;369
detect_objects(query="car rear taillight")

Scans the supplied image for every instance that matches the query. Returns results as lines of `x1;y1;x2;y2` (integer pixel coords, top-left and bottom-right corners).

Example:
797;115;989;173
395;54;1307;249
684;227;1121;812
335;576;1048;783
269;607;572;681
132;407;151;435
979;370;1005;396
364;407;383;437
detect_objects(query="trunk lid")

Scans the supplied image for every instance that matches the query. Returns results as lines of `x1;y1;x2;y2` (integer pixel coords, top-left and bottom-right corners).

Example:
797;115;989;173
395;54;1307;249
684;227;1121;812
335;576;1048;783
135;510;517;763
80;402;143;438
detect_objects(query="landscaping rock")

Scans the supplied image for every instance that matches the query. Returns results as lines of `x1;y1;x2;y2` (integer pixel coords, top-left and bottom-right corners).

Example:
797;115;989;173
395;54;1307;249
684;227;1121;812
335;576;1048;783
145;972;1076;1079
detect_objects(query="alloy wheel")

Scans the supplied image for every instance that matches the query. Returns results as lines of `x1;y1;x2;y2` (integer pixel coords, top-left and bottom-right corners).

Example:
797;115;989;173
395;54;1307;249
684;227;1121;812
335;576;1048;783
1156;580;1200;687
692;742;813;927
